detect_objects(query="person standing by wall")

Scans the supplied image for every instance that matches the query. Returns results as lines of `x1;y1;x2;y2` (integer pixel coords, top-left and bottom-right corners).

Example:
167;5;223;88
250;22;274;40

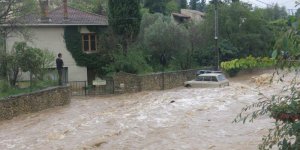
56;53;64;85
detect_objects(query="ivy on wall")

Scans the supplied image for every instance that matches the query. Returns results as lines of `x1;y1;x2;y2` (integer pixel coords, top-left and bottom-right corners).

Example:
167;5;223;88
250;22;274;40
63;26;112;76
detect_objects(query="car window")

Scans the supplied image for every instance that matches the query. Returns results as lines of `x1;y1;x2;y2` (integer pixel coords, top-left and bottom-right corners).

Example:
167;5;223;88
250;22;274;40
217;75;226;81
212;76;218;82
197;70;206;75
196;76;203;81
203;76;211;81
212;71;222;73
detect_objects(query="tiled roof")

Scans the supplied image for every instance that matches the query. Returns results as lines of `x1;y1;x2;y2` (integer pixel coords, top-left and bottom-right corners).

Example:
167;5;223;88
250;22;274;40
172;13;191;18
18;6;108;26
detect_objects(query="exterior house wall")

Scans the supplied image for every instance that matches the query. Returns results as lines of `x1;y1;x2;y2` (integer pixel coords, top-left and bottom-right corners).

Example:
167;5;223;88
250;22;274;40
6;26;87;82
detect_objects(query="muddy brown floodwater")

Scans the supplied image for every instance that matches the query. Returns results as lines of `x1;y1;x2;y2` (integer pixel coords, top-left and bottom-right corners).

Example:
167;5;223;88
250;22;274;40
0;70;295;150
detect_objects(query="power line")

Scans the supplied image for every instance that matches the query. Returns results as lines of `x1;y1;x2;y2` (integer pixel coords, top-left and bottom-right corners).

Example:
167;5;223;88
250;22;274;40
244;0;267;8
250;1;267;8
278;0;293;5
255;0;273;7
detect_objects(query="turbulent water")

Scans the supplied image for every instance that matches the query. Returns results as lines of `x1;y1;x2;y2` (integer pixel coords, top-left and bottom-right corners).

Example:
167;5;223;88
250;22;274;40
0;71;295;150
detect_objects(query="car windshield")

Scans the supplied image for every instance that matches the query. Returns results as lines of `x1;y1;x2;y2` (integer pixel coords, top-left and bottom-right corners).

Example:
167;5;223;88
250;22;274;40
217;74;226;81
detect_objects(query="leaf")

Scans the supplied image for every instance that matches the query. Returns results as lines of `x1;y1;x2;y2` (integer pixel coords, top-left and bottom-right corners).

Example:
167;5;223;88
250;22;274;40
272;50;278;59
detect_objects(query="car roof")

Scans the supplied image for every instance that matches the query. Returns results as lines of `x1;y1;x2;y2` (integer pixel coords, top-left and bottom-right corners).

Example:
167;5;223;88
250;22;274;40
197;70;222;72
198;73;224;77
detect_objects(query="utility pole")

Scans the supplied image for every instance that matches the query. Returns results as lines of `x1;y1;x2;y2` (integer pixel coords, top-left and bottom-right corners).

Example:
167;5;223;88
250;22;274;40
214;0;219;70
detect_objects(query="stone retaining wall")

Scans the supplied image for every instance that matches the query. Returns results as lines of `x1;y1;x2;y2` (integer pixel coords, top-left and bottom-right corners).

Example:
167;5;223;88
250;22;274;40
113;69;198;93
140;69;197;90
0;86;71;121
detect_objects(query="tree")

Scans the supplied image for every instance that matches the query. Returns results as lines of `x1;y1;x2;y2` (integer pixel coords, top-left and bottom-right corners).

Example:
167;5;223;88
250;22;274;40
187;23;204;68
198;0;206;12
296;8;300;18
166;0;180;15
0;0;38;79
179;0;187;9
189;0;199;10
234;32;300;149
4;42;54;86
108;0;141;54
0;0;37;36
144;18;191;69
105;45;153;74
144;0;167;14
201;2;274;59
69;0;107;15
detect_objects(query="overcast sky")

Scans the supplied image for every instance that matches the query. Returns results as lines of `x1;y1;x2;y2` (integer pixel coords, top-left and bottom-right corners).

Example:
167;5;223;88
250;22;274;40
187;0;300;14
241;0;298;10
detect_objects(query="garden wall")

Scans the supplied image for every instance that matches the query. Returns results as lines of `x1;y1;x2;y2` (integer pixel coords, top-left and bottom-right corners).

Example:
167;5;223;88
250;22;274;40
0;86;71;121
112;69;198;93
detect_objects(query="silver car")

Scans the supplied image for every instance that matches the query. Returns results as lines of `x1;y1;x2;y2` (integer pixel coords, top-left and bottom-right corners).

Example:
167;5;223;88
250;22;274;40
184;73;229;88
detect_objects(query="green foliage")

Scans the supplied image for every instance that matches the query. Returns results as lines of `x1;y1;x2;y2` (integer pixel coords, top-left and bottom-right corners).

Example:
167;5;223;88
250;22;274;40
4;42;55;86
108;0;141;52
0;50;6;78
0;80;57;99
64;26;84;67
69;0;106;14
104;45;153;74
273;29;300;60
221;56;275;71
234;76;300;149
296;8;300;19
144;18;191;69
189;0;199;10
138;13;164;41
202;2;274;58
197;0;206;12
221;56;275;76
144;0;167;14
270;101;300;123
63;26;112;76
0;0;38;35
179;0;187;9
0;80;9;93
166;0;180;15
233;17;300;149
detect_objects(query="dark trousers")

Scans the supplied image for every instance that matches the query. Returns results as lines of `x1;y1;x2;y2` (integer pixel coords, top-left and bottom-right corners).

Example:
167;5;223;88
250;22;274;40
58;69;63;85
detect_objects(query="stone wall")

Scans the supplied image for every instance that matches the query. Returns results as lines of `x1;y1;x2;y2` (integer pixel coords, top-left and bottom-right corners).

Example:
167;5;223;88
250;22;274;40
112;72;141;93
112;69;198;93
0;86;71;121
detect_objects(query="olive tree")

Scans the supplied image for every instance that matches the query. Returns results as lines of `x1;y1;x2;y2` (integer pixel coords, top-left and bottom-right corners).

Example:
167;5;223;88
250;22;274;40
144;18;191;69
5;42;54;87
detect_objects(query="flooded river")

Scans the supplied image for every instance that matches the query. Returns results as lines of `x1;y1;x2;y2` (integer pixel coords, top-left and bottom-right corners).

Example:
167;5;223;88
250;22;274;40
0;71;293;150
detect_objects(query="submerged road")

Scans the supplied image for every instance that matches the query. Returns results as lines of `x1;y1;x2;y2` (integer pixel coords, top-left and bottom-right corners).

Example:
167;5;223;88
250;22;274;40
0;71;291;150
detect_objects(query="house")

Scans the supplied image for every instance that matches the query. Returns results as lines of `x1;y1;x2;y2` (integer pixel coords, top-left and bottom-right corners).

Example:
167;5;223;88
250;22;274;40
172;9;205;24
5;0;108;84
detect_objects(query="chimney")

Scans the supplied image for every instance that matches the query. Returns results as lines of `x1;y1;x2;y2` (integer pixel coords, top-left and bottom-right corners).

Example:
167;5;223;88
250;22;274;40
40;0;50;23
63;0;68;20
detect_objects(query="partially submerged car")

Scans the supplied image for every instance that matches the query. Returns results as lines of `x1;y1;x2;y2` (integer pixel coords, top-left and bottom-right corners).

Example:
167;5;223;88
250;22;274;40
184;73;229;88
196;70;222;76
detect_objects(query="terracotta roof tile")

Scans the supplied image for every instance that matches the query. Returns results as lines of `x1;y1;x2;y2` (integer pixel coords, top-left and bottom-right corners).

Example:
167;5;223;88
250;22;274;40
19;6;108;26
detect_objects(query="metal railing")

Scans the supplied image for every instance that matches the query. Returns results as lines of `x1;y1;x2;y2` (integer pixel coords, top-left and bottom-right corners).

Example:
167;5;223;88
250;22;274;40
69;79;114;96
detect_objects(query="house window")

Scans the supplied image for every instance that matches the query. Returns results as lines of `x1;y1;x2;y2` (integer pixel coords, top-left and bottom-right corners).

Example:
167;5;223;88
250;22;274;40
82;33;97;52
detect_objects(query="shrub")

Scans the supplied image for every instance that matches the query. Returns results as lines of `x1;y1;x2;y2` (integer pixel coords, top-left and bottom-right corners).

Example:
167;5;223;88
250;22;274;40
221;56;276;77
